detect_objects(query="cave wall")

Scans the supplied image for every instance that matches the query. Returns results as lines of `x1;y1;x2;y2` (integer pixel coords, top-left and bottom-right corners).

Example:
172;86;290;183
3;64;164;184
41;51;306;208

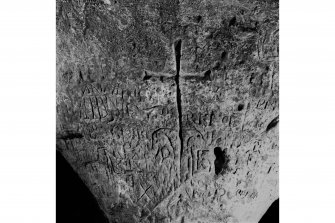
56;0;279;222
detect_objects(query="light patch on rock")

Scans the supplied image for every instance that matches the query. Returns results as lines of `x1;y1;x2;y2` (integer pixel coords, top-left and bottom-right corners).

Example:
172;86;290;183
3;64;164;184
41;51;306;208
102;0;111;5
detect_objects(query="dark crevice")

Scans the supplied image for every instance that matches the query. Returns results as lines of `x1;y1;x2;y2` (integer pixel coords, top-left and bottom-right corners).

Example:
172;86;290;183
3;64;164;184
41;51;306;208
237;103;244;111
221;51;228;61
175;39;182;73
57;151;108;223
214;147;228;175
203;70;211;81
174;39;184;172
79;70;84;83
266;116;279;132
143;71;152;81
229;16;237;27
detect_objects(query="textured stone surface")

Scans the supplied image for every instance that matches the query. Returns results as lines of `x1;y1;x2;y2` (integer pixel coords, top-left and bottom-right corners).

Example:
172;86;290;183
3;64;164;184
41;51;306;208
56;0;279;222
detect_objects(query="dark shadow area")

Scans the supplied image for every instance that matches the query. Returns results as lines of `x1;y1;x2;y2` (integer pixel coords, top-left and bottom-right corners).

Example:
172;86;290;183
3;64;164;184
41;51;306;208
214;147;227;175
56;151;109;223
259;199;279;223
266;116;279;132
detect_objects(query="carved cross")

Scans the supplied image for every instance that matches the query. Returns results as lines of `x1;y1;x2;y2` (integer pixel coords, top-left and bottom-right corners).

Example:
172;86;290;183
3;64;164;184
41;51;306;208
143;39;212;184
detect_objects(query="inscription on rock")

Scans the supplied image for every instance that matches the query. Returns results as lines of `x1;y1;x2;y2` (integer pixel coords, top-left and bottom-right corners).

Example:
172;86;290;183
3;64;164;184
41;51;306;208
57;0;279;222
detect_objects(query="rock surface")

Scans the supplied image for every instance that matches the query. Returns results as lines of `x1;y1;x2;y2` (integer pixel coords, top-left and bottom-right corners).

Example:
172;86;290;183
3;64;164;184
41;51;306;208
56;0;279;222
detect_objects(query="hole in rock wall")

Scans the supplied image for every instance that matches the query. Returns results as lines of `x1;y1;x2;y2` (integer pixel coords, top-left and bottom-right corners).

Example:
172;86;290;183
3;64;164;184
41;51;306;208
237;104;244;111
214;147;227;175
203;70;212;81
221;51;228;61
229;16;237;27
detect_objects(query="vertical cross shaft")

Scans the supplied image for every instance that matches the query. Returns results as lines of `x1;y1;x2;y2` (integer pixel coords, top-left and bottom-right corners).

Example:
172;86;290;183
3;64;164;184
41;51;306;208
145;39;208;185
174;39;184;182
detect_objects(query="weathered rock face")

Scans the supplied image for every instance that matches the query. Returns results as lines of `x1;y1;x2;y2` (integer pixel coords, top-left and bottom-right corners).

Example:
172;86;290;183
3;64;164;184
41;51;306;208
56;0;279;222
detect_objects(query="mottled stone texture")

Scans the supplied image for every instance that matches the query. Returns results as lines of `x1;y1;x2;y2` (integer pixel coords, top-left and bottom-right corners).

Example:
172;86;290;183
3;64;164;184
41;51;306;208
56;0;279;222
